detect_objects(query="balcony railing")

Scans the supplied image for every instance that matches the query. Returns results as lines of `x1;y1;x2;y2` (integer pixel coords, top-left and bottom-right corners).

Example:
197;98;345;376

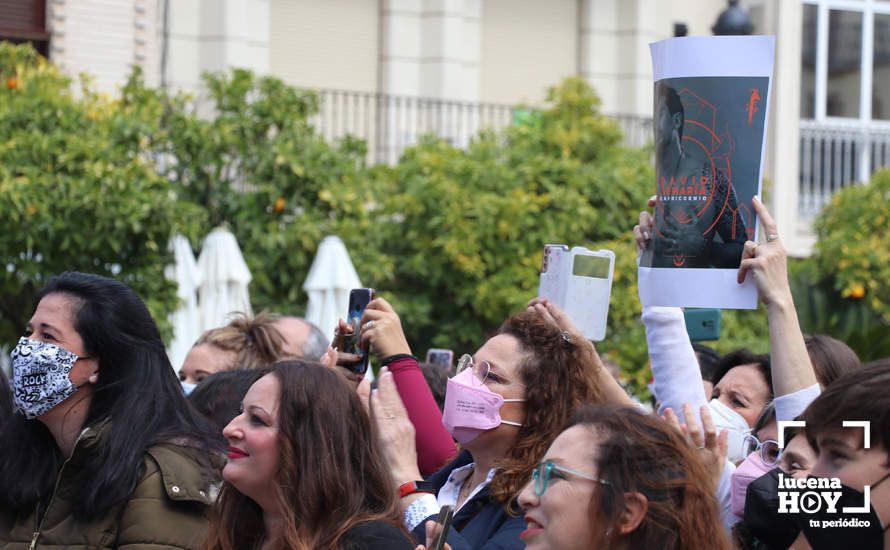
309;88;652;165
799;119;890;218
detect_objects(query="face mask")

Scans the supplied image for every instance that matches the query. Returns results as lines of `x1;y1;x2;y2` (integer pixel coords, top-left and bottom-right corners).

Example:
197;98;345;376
731;450;774;517
181;381;197;396
744;467;802;550
794;472;890;549
11;337;84;419
441;368;524;445
707;398;751;462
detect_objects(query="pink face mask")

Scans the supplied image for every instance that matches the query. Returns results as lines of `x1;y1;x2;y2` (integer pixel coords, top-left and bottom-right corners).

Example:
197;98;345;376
730;451;774;517
441;368;524;445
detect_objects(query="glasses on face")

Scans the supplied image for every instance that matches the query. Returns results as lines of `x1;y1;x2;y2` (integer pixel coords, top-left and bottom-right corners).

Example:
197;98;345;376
532;460;610;497
456;354;524;387
742;434;782;466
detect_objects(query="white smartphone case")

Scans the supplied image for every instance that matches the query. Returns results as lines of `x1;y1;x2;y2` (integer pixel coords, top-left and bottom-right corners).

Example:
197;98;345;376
537;245;615;341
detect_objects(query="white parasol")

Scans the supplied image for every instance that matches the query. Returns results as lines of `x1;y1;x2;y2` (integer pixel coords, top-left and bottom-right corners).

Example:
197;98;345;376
302;235;362;338
165;234;203;372
197;227;253;332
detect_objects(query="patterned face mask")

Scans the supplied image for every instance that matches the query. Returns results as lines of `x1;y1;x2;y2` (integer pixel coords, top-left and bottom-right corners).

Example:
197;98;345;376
11;337;85;419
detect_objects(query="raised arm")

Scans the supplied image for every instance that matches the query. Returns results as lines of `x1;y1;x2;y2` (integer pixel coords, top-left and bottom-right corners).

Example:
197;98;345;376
635;198;708;418
361;298;457;475
738;197;818;416
527;297;634;406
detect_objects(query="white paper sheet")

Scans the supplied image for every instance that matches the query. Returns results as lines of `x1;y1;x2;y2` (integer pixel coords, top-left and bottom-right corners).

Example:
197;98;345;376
638;35;775;309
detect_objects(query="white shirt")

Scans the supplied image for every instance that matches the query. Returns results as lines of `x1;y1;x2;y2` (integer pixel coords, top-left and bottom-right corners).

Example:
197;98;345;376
403;463;497;531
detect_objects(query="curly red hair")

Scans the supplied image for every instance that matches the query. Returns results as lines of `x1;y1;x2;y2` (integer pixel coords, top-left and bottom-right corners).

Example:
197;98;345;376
489;311;605;504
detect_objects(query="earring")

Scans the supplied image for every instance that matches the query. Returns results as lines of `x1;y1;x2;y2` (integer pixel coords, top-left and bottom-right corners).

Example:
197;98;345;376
88;373;98;384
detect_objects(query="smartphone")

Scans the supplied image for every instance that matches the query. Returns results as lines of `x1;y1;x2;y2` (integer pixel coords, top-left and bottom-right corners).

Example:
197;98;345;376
425;348;454;372
430;505;454;550
684;308;721;342
538;245;615;341
343;288;375;375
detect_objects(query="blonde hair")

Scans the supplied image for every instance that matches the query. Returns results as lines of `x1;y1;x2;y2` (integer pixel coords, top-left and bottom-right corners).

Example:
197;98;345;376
195;311;289;371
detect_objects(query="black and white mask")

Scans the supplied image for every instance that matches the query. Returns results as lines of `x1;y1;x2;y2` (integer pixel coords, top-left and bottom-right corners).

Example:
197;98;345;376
11;337;82;419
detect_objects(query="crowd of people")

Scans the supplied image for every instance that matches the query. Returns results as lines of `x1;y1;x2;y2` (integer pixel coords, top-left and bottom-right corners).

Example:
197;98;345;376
1;199;888;549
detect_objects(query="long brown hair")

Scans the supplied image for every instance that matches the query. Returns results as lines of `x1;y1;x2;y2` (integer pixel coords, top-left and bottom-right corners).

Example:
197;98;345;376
202;360;405;550
572;405;731;550
490;311;604;504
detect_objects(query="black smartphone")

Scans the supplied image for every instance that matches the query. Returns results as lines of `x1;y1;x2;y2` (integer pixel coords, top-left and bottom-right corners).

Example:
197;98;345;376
425;348;454;373
684;308;721;342
343;288;375;375
430;505;454;550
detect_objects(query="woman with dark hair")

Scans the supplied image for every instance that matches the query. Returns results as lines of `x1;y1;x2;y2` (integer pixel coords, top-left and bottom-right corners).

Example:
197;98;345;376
0;271;220;548
804;333;860;387
188;369;266;441
365;298;618;548
203;360;413;550
517;405;731;549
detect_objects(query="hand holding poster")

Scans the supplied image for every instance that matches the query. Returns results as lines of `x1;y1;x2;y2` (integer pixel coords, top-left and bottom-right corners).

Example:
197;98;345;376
638;35;775;309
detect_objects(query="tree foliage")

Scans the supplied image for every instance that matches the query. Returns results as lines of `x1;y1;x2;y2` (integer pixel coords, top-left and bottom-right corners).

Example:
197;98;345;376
0;43;203;344
792;170;890;360
369;78;654;385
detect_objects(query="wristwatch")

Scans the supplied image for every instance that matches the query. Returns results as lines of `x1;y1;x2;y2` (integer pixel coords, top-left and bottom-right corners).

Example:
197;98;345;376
398;480;436;498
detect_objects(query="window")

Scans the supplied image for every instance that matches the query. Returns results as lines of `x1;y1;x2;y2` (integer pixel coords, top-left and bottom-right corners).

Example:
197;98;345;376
802;0;890;121
0;0;49;56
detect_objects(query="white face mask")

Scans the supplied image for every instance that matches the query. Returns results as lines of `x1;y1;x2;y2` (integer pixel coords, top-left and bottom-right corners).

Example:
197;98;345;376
707;398;751;463
11;337;83;419
180;381;197;396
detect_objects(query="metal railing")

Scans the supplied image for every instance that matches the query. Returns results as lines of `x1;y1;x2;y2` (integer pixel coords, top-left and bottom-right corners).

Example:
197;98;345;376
799;119;890;218
311;89;514;165
310;90;890;228
309;88;652;164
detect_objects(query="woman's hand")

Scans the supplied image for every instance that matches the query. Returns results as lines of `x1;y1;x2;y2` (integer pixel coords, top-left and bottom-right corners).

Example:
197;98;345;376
527;297;635;406
414;520;453;550
663;403;727;488
737;196;792;308
361;297;412;359
633;195;658;256
370;367;422;487
527;297;587;346
323;324;367;388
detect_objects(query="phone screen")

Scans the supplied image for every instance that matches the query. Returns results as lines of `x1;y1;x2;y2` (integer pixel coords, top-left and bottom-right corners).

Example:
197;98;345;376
572;255;611;278
426;349;454;372
344;288;374;374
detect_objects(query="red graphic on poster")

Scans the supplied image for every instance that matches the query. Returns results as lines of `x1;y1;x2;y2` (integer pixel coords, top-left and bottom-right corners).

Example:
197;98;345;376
746;88;761;126
654;87;751;267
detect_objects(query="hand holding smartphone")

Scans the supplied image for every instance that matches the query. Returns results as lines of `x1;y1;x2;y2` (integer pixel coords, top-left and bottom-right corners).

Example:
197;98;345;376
342;288;375;375
429;505;454;550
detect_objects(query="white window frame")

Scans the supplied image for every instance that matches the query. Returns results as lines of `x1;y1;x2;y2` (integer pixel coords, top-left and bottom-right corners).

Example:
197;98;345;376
803;0;890;123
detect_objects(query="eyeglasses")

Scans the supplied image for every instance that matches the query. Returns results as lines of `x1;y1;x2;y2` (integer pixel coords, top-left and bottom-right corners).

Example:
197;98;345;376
742;434;782;466
456;354;524;387
532;460;610;497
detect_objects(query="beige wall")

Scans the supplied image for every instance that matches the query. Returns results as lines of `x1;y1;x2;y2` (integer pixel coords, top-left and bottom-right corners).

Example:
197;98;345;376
655;0;728;39
269;0;379;92
479;0;578;105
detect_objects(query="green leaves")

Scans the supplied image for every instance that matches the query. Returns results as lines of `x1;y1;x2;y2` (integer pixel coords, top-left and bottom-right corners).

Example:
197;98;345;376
0;43;204;343
791;170;890;360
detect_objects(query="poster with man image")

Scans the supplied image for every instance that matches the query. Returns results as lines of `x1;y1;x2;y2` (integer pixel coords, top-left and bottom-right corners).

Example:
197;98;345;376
638;36;775;309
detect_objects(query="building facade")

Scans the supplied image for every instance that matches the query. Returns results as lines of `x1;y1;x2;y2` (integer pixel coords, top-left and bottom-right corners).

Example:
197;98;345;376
2;0;886;256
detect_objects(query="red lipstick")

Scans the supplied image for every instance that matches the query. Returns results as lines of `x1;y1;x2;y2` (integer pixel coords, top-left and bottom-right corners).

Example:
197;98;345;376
227;446;249;459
